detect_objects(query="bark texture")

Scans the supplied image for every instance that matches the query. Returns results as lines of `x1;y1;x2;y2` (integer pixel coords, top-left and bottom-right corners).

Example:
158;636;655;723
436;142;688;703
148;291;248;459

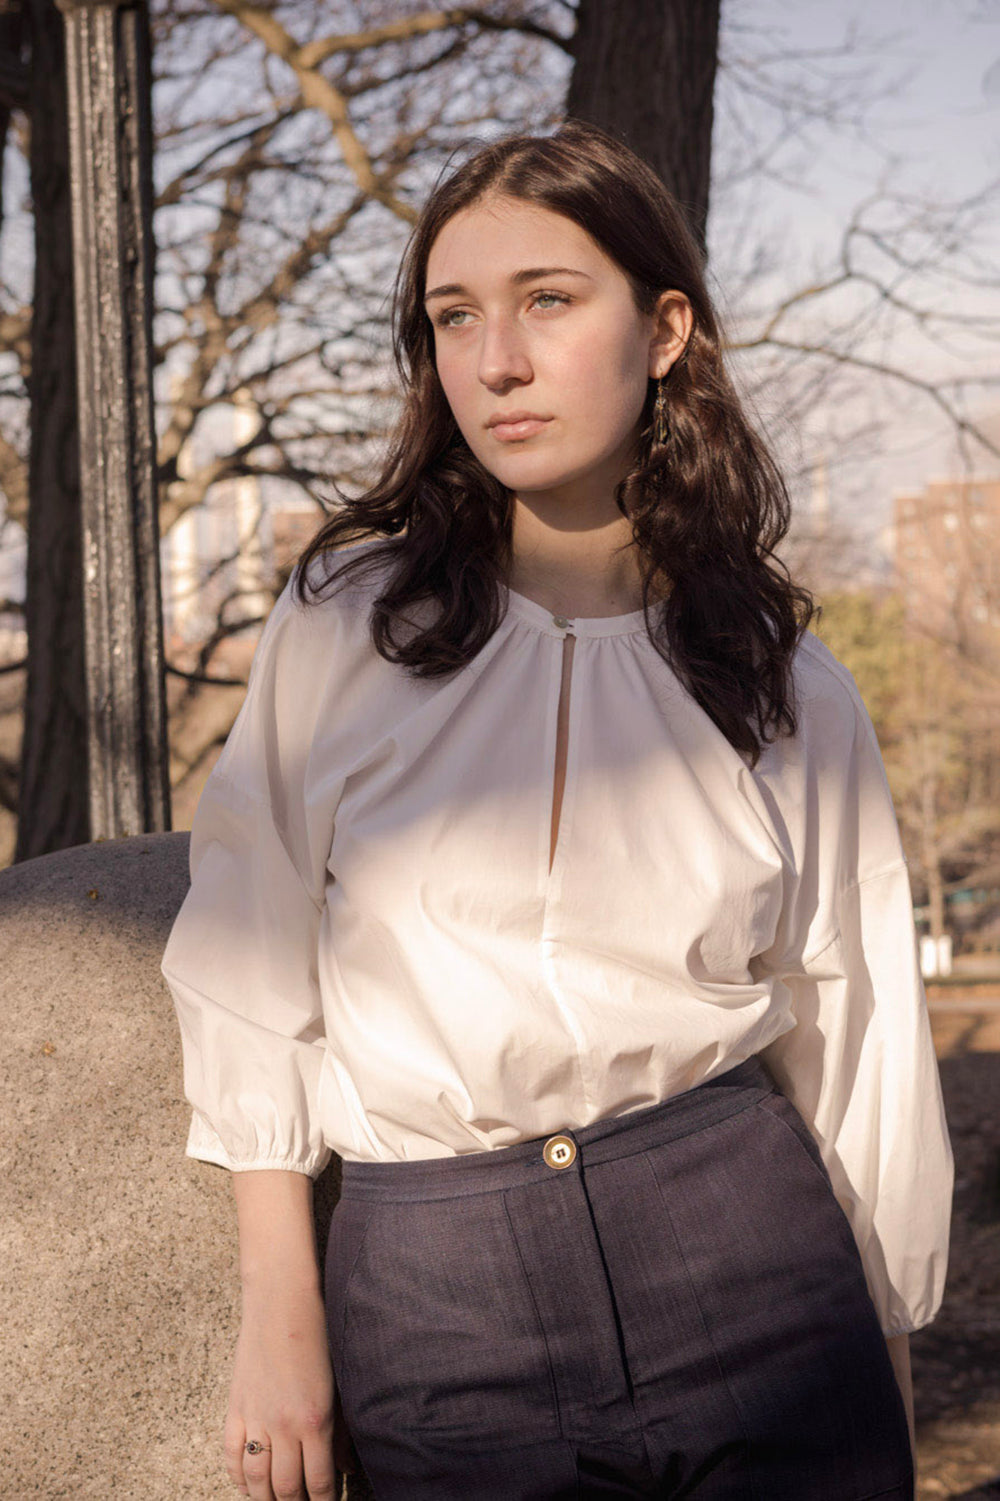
566;0;721;253
15;0;89;860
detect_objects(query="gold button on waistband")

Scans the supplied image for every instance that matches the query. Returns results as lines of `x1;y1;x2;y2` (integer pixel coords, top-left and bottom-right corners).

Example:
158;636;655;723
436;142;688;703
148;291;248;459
543;1133;577;1169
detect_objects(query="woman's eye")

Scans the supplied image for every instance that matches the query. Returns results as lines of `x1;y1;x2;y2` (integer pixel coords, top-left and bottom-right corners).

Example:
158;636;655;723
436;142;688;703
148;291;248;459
532;291;570;311
433;291;570;329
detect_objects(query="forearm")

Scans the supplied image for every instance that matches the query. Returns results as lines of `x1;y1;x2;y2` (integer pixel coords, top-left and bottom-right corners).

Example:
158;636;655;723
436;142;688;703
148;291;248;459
885;1332;916;1467
231;1168;322;1295
226;1170;355;1488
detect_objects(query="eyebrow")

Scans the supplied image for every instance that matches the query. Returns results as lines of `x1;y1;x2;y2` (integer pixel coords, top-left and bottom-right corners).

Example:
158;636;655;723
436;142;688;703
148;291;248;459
423;267;594;302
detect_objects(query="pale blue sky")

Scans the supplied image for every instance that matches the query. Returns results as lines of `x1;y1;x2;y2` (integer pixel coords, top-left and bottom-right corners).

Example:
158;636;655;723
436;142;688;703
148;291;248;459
707;0;999;548
716;0;997;237
804;0;992;189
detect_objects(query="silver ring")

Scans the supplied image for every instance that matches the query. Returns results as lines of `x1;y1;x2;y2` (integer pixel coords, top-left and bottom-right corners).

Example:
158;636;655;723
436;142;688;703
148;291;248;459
244;1440;271;1456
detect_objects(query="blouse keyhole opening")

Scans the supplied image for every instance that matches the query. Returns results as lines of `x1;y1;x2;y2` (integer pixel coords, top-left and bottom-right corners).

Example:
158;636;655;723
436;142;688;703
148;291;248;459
549;630;576;875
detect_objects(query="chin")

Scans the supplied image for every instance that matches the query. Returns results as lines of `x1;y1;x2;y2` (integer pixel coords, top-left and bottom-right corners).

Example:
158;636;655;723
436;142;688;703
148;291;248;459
476;450;593;494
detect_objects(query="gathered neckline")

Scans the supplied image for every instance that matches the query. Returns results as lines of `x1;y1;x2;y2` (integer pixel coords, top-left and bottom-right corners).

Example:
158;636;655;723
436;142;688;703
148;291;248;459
504;585;659;639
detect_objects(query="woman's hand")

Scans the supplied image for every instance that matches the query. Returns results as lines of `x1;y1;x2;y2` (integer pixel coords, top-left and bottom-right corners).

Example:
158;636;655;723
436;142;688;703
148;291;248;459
226;1169;357;1498
225;1278;355;1498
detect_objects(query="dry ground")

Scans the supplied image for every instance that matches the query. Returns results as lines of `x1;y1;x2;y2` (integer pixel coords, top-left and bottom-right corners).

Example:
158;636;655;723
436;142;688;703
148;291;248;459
915;997;1000;1498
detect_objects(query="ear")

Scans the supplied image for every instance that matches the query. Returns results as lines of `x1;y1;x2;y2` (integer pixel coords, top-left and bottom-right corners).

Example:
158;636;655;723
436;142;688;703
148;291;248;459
648;291;694;379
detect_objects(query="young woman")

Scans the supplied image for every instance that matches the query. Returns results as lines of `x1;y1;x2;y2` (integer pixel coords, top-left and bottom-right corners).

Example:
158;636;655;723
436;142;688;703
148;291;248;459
162;121;954;1501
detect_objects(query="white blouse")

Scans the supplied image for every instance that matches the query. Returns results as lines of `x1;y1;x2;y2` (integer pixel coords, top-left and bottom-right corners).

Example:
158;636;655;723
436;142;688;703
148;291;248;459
161;540;953;1338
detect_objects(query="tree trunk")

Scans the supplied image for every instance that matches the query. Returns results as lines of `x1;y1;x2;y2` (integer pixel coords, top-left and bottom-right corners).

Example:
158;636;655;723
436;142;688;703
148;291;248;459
15;0;89;860
566;0;721;254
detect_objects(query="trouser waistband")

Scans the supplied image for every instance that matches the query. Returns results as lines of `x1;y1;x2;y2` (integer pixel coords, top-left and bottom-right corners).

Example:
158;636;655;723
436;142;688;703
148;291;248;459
338;1053;776;1202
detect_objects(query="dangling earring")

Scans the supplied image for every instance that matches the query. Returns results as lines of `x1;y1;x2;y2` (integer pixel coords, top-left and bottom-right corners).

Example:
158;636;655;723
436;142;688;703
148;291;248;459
653;375;670;447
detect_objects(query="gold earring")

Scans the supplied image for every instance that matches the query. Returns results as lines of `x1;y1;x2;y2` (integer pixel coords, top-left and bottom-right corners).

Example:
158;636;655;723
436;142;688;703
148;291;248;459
653;375;670;446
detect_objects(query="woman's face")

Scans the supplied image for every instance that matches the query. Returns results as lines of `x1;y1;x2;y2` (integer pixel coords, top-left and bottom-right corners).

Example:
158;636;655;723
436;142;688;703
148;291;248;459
424;194;689;504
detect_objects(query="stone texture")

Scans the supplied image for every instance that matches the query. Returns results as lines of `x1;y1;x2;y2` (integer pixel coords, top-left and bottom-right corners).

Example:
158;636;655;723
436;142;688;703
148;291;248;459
0;833;365;1500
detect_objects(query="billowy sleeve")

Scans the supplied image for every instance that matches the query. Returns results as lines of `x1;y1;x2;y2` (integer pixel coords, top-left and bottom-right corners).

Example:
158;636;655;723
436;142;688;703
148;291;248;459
161;576;342;1178
749;648;954;1337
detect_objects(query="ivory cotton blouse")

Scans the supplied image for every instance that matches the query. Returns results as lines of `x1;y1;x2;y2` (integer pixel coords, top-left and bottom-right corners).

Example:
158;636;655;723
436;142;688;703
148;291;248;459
161;540;953;1339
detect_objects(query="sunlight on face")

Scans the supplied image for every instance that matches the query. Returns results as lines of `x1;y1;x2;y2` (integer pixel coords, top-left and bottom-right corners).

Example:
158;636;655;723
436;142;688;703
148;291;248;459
424;195;659;503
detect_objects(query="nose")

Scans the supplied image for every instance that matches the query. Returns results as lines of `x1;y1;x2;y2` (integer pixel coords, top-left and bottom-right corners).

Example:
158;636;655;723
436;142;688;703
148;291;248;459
477;314;532;392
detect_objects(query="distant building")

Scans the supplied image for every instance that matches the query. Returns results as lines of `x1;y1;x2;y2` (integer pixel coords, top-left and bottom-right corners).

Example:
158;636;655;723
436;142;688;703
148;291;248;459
159;388;323;651
1;391;328;671
783;451;894;594
0;516;26;667
891;476;1000;646
160;486;321;650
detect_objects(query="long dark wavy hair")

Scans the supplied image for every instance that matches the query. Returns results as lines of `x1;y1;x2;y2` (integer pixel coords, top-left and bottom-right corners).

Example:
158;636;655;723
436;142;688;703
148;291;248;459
295;119;817;766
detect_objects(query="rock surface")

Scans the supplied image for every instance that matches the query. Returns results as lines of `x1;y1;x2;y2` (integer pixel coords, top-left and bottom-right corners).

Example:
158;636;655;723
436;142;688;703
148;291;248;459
0;833;364;1500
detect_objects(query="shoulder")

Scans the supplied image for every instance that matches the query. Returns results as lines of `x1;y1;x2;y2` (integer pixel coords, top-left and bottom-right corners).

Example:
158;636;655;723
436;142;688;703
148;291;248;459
258;536;394;659
219;544;391;738
792;629;864;711
750;629;873;784
291;535;394;622
789;629;871;745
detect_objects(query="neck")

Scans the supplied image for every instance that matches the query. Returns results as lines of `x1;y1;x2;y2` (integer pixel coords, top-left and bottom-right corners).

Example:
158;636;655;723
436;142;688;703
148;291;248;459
507;502;647;618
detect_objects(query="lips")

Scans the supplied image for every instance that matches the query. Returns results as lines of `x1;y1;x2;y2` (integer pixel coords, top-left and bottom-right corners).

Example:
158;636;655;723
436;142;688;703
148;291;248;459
486;413;553;442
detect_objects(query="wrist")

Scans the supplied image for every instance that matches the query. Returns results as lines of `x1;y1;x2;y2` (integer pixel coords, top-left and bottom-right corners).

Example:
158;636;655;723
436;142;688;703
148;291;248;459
239;1264;324;1305
231;1168;322;1296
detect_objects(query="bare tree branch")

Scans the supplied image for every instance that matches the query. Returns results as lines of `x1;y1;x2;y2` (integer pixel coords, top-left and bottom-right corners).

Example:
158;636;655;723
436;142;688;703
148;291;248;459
166;660;247;686
209;0;419;222
292;5;569;66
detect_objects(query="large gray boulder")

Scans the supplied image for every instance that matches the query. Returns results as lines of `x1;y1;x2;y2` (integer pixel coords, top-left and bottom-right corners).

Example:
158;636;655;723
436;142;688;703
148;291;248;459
0;833;364;1500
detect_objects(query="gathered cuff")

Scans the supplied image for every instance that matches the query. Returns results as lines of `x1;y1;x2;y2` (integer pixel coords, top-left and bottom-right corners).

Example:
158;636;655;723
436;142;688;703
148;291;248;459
881;1318;923;1338
184;1111;332;1180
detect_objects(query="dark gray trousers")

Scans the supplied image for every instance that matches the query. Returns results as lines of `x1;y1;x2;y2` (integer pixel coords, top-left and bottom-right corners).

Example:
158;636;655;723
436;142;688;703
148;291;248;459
324;1055;915;1499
